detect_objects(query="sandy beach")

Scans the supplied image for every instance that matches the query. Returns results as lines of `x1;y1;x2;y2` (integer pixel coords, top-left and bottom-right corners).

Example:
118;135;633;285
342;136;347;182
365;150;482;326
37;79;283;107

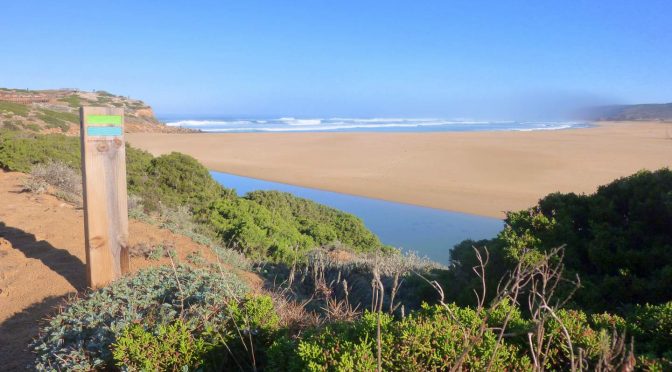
127;121;672;218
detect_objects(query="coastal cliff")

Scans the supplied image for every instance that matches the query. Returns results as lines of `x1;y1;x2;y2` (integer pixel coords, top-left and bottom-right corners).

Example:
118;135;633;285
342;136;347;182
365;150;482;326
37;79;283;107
0;88;189;134
584;102;672;121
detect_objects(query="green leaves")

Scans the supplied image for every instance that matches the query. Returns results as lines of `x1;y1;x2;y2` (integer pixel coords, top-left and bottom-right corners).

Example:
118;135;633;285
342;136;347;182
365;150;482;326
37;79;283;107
113;320;214;371
141;152;234;213
0;130;80;172
31;266;249;370
268;305;533;371
209;191;383;262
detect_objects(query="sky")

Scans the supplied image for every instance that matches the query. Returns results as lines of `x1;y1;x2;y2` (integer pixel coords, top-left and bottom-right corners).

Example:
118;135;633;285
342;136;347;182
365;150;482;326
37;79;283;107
1;1;671;118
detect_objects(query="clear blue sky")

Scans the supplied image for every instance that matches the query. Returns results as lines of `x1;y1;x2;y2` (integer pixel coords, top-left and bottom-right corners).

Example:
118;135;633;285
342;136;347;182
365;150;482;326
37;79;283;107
1;1;671;118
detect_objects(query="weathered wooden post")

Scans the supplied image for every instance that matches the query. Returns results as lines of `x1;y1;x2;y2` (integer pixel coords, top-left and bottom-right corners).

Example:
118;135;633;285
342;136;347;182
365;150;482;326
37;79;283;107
80;107;130;288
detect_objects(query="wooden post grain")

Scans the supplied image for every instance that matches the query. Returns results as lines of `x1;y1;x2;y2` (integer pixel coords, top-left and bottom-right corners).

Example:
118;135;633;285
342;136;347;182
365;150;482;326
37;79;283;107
80;107;130;288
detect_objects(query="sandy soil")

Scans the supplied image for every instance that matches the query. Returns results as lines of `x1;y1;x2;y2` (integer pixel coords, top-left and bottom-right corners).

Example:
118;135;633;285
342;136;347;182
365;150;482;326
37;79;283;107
0;171;259;369
127;121;672;218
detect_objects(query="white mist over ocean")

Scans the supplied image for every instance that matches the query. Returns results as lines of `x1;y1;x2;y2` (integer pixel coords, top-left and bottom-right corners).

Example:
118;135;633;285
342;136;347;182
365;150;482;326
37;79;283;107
162;117;592;133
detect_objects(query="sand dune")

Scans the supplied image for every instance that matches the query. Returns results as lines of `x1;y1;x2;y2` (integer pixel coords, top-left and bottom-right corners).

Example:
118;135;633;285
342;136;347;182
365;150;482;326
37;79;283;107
127;121;672;218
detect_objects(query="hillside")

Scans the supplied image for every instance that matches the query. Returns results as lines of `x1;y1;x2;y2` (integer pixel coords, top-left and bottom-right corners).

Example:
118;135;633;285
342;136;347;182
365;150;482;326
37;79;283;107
584;102;672;121
0;88;188;134
0;170;261;369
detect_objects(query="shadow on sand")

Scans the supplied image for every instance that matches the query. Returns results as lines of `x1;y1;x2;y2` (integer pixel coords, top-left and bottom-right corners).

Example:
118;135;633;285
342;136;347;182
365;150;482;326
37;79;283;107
0;294;72;369
0;221;86;290
0;222;87;368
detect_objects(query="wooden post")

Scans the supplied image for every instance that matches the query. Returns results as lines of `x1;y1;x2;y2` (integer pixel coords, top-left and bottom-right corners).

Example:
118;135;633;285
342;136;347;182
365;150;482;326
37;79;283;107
80;107;130;288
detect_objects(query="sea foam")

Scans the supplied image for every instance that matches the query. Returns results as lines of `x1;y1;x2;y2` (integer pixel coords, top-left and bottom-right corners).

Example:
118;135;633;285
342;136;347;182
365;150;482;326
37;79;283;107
164;117;591;133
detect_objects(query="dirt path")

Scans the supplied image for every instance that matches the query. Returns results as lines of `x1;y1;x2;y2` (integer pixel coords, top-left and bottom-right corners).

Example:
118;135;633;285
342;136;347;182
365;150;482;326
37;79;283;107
0;170;259;369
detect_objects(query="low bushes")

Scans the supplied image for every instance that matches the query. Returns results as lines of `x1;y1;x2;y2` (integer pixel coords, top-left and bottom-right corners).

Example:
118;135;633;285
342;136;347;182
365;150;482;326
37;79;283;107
627;302;672;360
268;304;531;371
29;161;82;195
261;248;444;315
139;152;235;213
0;130;80;172
31;266;249;370
111;294;279;371
448;168;672;313
112;320;215;370
208;192;386;262
21;160;83;205
30;246;670;370
267;302;641;371
0;101;29;116
246;190;382;251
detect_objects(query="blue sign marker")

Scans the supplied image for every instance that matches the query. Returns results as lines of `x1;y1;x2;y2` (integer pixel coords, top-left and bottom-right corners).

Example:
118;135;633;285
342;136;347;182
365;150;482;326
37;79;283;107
87;126;123;137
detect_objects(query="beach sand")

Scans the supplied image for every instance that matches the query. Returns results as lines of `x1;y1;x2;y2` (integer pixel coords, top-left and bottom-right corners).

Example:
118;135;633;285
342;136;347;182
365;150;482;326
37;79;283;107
127;121;672;218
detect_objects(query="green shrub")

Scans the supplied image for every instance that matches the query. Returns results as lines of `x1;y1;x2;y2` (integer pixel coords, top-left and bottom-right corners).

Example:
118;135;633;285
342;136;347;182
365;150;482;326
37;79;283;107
0;101;29;116
112;294;279;371
112;320;215;371
268;301;644;371
58;94;81;108
143;152;234;212
37;109;78;132
1;120;21;130
268;304;532;371
0;130;80;172
209;197;315;261
246;190;382;251
24;122;41;131
41;118;70;132
42;109;79;123
208;191;384;262
626;302;672;362
31;265;249;370
30;160;82;196
125;144;154;193
451;169;672;313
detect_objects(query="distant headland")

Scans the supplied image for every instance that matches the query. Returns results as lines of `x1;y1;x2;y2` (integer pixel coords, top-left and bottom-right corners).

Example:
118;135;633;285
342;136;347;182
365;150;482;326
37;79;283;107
0;87;189;134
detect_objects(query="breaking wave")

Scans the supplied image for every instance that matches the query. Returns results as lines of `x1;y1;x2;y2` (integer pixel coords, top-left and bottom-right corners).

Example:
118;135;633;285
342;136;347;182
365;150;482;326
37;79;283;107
164;117;591;133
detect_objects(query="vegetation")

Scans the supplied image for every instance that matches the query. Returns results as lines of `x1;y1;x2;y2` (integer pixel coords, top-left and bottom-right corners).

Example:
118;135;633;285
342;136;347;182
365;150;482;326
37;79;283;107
58;94;81;108
36;108;78;132
31;266;250;370
1;120;22;130
267;302;633;371
0;130;80;172
111;294;279;371
247;190;382;251
446;169;672;313
22;160;83;204
440;169;672;367
34;244;659;371
0;101;29;116
142;151;233;212
208;192;385;261
0;88;162;132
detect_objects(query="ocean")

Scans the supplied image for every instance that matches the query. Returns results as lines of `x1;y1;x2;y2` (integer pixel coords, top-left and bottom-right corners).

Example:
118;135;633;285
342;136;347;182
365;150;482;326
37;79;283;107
163;117;591;133
211;171;504;265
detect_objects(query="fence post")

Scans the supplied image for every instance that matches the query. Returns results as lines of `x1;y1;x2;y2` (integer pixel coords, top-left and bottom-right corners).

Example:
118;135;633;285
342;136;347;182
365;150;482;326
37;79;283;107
80;107;130;288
